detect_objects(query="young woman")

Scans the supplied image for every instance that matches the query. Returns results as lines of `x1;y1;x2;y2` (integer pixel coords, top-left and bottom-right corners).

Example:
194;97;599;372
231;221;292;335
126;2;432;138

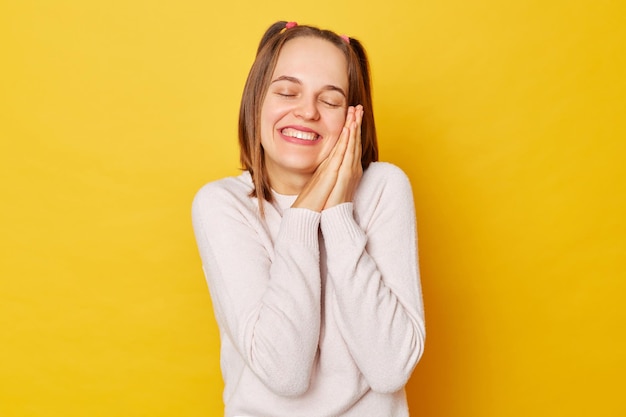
192;21;425;417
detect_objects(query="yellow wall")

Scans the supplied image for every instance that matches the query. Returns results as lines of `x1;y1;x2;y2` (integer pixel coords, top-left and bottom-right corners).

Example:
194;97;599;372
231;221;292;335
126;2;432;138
2;1;624;416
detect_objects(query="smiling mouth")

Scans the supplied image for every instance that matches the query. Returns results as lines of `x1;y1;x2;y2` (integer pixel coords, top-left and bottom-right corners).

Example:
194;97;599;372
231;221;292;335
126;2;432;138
281;127;320;141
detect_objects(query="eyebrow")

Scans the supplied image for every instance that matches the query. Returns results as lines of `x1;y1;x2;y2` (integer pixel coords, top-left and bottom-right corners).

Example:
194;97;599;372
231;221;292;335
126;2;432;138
271;75;347;97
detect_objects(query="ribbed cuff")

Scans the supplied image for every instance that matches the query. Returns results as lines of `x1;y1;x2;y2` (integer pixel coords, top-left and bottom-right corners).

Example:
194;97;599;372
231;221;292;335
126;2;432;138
278;208;321;248
320;203;364;245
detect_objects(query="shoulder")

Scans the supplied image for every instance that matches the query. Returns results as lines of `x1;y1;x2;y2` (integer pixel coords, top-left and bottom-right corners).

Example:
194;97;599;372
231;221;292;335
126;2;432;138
354;162;415;215
360;161;413;194
353;162;417;230
192;172;256;220
363;161;408;179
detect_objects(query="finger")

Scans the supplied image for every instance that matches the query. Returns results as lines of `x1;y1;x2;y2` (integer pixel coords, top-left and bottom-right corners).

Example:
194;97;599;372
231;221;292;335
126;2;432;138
343;106;361;167
355;105;363;168
344;106;355;129
344;120;357;167
326;107;354;160
320;126;349;178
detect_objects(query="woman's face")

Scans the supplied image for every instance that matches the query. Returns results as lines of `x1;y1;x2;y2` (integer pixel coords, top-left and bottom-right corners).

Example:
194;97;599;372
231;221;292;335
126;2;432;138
260;36;349;193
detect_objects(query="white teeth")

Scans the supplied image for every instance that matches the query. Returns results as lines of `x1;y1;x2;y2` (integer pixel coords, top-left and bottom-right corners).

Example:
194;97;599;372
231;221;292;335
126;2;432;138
281;128;318;141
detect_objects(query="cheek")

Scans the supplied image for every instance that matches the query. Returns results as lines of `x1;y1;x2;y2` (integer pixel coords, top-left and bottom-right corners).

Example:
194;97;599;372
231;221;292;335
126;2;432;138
260;106;279;143
260;102;273;129
320;113;347;156
261;100;291;130
326;111;347;140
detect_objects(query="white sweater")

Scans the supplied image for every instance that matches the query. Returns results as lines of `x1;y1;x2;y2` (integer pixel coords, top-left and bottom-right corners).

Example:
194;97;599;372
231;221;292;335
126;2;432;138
192;162;425;417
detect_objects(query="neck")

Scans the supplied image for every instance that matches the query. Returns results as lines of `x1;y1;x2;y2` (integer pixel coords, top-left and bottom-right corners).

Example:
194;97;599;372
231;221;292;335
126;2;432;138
264;159;313;195
268;171;311;195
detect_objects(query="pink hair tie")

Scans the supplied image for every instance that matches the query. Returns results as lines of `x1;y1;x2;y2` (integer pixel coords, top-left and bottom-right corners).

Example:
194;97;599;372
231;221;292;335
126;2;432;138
285;21;298;29
340;34;350;44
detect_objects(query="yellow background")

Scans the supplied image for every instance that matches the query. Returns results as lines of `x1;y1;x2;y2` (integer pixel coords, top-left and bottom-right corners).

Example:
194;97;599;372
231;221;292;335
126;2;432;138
2;0;625;416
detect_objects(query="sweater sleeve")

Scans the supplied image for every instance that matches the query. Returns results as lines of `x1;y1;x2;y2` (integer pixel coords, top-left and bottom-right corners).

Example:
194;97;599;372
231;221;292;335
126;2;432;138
192;184;322;396
320;164;425;393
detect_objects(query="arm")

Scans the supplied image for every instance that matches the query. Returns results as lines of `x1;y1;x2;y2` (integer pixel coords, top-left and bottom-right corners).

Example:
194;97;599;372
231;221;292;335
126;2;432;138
192;185;322;396
320;165;425;393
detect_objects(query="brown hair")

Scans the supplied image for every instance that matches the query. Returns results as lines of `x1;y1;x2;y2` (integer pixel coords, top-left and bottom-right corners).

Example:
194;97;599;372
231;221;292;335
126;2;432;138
238;21;378;213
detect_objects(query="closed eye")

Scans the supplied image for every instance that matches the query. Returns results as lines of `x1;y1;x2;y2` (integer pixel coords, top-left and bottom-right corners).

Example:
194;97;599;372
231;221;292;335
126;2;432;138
276;92;296;98
321;100;342;108
319;94;345;108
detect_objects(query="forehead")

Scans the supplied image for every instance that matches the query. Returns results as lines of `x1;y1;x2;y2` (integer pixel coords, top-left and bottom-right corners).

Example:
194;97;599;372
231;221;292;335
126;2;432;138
272;37;348;89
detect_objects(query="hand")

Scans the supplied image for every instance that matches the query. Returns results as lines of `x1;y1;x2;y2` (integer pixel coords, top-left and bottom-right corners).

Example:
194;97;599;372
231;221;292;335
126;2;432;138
324;105;363;209
292;105;363;212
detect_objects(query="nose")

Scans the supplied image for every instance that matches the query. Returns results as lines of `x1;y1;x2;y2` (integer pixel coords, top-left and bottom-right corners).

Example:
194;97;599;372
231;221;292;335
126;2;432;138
294;97;320;121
